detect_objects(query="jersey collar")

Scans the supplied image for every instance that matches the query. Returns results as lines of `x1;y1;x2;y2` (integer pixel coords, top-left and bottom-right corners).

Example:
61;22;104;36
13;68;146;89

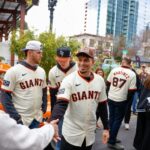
19;61;38;71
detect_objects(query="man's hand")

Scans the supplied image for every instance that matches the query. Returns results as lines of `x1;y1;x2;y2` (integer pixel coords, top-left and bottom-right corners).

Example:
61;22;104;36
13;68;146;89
50;119;61;142
102;129;109;144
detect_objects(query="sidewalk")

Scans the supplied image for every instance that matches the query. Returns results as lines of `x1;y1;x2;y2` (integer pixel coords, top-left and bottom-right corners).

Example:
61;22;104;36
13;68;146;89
92;114;137;150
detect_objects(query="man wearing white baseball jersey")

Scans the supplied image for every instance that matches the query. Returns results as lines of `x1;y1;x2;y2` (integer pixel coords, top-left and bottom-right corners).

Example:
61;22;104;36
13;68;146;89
48;46;77;111
50;47;109;150
106;57;137;150
1;40;47;128
48;46;77;150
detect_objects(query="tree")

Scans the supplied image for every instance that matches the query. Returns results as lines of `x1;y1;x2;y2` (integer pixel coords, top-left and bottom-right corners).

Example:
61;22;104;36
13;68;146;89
113;34;126;58
10;30;35;59
38;32;57;74
39;33;81;74
10;30;81;75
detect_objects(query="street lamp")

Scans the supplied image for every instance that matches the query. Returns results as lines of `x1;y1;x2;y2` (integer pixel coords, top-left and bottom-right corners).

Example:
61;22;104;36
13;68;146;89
48;0;57;32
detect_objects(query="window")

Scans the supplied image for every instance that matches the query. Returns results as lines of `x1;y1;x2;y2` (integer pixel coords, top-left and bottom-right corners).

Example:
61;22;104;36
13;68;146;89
89;39;95;47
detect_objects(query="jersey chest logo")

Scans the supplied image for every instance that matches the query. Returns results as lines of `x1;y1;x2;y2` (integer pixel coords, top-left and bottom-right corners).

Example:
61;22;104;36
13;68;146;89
19;78;44;89
71;91;100;102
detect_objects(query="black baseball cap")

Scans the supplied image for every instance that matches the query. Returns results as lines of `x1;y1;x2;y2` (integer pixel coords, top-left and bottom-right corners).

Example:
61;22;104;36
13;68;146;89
57;47;71;57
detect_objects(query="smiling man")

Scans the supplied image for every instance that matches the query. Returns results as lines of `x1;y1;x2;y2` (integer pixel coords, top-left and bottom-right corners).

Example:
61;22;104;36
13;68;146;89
48;46;77;150
1;40;47;129
50;47;109;150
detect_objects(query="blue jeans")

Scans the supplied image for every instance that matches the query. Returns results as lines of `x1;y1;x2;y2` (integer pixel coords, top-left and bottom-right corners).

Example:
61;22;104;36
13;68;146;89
56;117;63;150
108;99;128;144
132;92;139;113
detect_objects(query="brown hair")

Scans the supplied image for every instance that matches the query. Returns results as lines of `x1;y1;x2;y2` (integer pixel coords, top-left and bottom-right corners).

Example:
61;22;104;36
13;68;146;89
144;75;150;89
122;57;131;65
95;68;104;77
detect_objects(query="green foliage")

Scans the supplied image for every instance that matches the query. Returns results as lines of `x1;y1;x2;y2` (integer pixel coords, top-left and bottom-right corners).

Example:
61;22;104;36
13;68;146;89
93;60;101;71
10;30;35;59
38;32;57;74
68;39;81;57
10;30;81;76
0;56;5;62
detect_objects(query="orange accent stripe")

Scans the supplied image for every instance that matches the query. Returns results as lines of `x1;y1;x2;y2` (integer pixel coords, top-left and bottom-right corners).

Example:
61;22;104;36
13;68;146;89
99;100;107;103
129;88;137;91
49;86;59;90
0;88;12;93
78;71;94;83
57;97;69;102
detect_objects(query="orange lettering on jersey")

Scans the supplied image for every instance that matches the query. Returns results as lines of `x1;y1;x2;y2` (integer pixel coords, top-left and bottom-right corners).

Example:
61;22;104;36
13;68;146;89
71;91;101;102
20;78;44;89
72;94;78;102
82;91;87;100
77;92;81;100
39;79;43;86
20;82;26;89
35;79;39;85
114;71;129;79
25;81;29;88
88;91;94;99
29;79;34;87
94;91;99;99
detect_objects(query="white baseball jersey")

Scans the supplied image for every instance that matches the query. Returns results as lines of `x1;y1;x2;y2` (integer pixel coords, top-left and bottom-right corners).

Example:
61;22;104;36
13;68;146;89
107;66;137;102
1;64;47;126
48;63;77;89
57;71;107;147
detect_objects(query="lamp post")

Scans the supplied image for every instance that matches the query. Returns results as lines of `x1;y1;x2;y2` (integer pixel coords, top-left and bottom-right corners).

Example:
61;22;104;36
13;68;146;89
48;0;57;32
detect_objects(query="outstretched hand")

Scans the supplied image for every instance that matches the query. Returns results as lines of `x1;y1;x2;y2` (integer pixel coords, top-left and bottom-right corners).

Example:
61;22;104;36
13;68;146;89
50;119;61;142
102;129;109;144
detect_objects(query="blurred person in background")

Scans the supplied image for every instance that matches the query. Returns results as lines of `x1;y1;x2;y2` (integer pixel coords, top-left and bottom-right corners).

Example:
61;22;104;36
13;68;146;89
95;68;106;128
139;64;149;86
106;57;137;150
133;74;150;150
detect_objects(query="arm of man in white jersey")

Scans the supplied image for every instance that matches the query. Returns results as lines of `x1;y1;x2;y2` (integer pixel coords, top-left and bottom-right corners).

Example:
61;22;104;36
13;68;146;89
41;72;48;114
48;75;71;122
48;69;59;112
126;70;137;101
0;110;60;150
1;68;23;124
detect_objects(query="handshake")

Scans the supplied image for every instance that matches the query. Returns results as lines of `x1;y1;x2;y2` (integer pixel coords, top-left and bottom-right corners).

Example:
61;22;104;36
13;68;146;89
49;119;61;142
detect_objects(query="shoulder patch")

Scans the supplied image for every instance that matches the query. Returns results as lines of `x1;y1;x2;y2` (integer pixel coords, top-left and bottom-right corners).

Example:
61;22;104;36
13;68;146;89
58;88;65;95
3;80;10;87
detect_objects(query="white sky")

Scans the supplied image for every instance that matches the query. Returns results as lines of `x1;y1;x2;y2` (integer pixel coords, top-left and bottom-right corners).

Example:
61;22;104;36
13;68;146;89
26;0;85;36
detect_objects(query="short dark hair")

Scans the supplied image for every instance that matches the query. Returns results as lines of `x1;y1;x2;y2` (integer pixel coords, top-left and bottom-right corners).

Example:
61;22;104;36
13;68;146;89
122;57;131;65
144;75;150;89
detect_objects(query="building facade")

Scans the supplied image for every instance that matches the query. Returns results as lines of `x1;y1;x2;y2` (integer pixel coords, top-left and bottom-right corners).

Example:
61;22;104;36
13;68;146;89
84;0;138;46
69;33;113;56
136;0;150;35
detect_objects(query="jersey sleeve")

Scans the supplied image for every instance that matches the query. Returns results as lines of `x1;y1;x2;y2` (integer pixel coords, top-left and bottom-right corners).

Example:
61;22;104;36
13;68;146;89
48;70;57;89
1;69;16;92
56;77;71;101
129;74;137;90
99;78;107;102
43;71;47;89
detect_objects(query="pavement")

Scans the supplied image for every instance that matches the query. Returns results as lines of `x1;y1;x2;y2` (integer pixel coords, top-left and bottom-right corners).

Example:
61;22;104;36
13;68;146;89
92;114;137;150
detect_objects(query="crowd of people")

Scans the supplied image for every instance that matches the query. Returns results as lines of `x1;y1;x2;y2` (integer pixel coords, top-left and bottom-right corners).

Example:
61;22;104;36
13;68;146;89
0;40;150;150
